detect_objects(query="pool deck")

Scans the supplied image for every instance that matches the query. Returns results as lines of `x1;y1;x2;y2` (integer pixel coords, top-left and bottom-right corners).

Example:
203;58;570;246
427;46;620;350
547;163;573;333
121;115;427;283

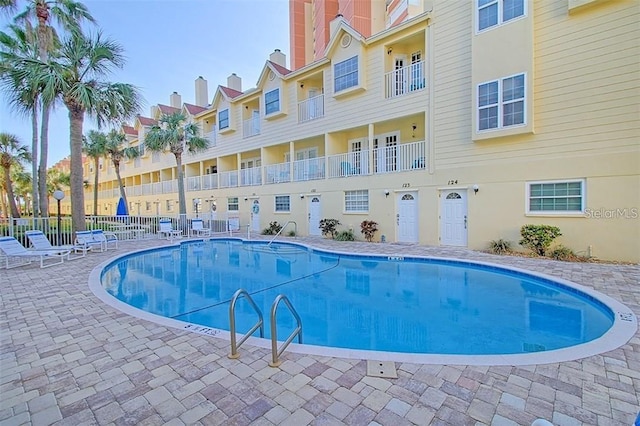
1;236;638;426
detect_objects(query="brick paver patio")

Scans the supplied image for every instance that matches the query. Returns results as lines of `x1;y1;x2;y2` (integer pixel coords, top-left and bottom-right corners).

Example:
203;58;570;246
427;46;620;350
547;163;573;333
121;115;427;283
1;236;638;425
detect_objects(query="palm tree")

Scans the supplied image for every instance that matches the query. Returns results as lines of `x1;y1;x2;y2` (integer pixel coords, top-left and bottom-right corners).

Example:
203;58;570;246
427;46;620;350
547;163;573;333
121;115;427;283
145;111;209;215
0;23;41;216
12;166;32;215
20;31;142;231
0;132;31;218
103;129;139;211
12;0;95;218
83;130;106;216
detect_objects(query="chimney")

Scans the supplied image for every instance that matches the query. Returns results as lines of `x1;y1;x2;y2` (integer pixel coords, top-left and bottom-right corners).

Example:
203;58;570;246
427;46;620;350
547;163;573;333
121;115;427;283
269;49;287;68
227;73;242;92
150;105;158;118
195;76;208;107
170;91;182;108
329;13;345;37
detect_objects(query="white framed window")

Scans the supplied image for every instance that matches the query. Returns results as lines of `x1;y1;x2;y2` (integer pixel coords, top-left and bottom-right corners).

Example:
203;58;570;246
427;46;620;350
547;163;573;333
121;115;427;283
166;200;173;212
527;180;585;214
275;195;290;212
478;73;525;131
265;89;280;115
477;0;525;32
145;201;151;211
228;197;239;211
334;56;359;92
218;109;229;130
345;190;369;212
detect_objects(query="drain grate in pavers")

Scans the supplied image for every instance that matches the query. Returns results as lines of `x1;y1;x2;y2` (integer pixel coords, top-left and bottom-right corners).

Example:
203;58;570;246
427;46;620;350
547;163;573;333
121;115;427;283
366;360;397;378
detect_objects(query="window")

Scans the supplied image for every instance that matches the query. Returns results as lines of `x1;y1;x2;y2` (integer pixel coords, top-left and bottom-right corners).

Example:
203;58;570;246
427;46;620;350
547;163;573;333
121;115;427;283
528;180;584;213
478;0;524;31
265;89;280;115
219;109;229;130
228;197;239;211
334;56;359;92
145;201;151;211
478;73;525;131
275;195;290;212
166;200;173;212
345;190;369;212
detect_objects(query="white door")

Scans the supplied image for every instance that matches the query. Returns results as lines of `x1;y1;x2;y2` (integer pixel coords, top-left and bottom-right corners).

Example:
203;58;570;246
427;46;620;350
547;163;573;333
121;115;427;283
394;55;407;95
251;199;260;232
441;191;467;246
251;110;260;134
308;88;319;119
397;192;418;243
308;196;322;236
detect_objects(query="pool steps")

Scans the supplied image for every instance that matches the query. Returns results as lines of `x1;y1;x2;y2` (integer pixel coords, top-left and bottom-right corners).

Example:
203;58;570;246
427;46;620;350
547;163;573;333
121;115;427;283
228;288;302;367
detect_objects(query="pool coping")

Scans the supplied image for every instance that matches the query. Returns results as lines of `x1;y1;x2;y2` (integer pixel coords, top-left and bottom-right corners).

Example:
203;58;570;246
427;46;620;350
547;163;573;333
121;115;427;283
88;238;638;366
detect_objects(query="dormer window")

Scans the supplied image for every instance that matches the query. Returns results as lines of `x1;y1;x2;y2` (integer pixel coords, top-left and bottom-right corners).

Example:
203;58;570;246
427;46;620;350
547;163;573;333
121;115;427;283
334;56;359;92
219;109;229;130
265;89;280;115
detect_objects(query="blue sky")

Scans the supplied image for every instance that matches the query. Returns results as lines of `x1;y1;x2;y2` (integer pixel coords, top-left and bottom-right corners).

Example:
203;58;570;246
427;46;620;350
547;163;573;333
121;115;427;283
0;0;290;166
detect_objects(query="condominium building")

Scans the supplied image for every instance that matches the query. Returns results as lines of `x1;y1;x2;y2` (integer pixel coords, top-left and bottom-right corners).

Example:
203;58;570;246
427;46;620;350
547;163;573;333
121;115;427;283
84;0;640;262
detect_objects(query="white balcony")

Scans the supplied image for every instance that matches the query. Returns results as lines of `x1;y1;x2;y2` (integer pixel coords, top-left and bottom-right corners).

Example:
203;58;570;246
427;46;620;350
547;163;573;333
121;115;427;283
162;180;177;194
240;166;262;186
202;174;218;190
219;171;239;188
205;130;216;147
265;162;290;184
242;117;261;138
327;152;370;179
152;182;162;194
297;94;325;123
384;61;426;99
293;157;325;181
374;140;426;173
187;176;201;191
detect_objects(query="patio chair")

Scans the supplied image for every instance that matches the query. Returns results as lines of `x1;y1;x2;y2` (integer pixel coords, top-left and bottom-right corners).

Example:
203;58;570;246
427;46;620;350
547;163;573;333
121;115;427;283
75;231;105;253
158;220;182;241
25;230;88;259
190;219;211;237
0;236;70;269
92;229;118;250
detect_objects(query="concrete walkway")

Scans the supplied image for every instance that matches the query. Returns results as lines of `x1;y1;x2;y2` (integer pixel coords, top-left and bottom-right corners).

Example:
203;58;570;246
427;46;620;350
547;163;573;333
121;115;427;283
1;237;638;425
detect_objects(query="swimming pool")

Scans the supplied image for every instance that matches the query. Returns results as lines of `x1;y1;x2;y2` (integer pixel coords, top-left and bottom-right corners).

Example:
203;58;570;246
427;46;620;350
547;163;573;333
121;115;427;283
94;239;636;364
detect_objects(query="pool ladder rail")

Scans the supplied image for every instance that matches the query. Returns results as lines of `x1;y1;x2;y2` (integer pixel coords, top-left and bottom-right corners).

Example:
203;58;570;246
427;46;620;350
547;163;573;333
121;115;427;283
266;221;297;246
228;289;303;367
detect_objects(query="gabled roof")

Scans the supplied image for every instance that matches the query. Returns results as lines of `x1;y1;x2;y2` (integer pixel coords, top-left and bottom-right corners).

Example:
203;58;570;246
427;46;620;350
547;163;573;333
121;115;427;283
122;125;137;136
135;116;157;128
256;60;293;88
157;104;181;115
211;85;244;109
184;103;208;116
323;19;366;58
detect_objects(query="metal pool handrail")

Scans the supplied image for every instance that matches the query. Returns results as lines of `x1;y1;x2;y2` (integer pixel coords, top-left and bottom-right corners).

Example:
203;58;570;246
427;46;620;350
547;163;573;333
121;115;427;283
269;294;303;367
228;289;264;359
267;221;297;246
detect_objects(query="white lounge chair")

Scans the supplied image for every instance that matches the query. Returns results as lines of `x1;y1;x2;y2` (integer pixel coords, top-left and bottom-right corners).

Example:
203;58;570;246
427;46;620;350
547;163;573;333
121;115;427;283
159;220;182;241
75;231;105;253
0;236;70;269
25;230;88;259
92;229;118;250
190;219;211;237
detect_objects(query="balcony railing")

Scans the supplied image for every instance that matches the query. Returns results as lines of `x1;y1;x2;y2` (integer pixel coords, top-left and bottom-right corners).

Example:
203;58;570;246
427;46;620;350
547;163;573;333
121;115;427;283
187;176;201;191
205;130;217;146
202;173;218;190
327;151;370;179
297;94;325;123
242;118;261;138
265;162;291;184
384;61;426;99
293;157;325;181
240;166;262;186
219;170;239;188
374;140;426;173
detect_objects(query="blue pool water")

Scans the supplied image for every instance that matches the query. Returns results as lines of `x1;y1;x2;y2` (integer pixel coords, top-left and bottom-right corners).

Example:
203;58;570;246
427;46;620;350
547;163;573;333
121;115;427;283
100;239;615;355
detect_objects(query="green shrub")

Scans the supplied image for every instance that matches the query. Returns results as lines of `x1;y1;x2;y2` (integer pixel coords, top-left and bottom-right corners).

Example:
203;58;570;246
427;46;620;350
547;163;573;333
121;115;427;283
335;230;355;241
519;224;562;256
319;218;340;239
549;245;577;261
488;239;512;254
261;221;282;235
287;230;296;237
360;220;378;242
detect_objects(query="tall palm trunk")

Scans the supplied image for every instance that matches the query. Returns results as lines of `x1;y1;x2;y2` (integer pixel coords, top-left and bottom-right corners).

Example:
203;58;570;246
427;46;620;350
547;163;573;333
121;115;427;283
3;167;20;218
113;161;128;209
0;188;8;218
93;157;99;216
31;102;39;217
38;102;50;216
68;105;86;232
175;153;186;215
